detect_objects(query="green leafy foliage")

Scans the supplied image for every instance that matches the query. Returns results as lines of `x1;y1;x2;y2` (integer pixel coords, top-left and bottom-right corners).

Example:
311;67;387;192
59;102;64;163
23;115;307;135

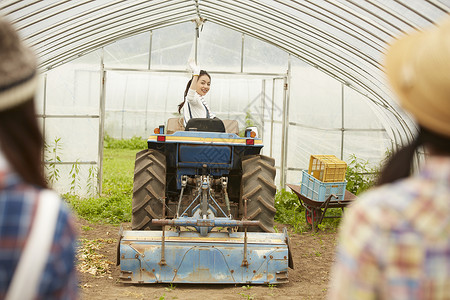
238;110;258;137
274;189;309;233
345;154;378;195
103;135;147;150
273;153;393;233
267;283;276;296
345;150;393;195
316;208;342;231
65;136;147;223
64;148;136;224
69;159;81;194
275;189;302;222
274;188;344;233
86;165;98;197
45;137;62;185
239;291;255;300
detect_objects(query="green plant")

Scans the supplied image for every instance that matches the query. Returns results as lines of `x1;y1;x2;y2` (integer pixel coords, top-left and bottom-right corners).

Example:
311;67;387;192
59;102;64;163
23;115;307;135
274;189;306;233
275;188;345;232
245;110;256;127
240;286;255;299
86;165;98;196
345;154;378;195
82;225;93;231
64;148;135;224
267;283;276;289
104;135;147;150
239;292;254;300
45;137;63;185
69;159;81;194
315;208;342;231
238;110;259;137
165;283;176;291
273;225;278;233
267;283;276;296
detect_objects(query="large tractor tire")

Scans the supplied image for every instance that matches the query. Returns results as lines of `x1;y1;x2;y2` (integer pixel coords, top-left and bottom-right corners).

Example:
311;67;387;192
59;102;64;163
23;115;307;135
131;149;166;230
241;154;277;232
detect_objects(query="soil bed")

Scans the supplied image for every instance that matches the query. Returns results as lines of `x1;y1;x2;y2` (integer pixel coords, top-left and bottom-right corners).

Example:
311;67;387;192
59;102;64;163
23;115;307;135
76;218;337;300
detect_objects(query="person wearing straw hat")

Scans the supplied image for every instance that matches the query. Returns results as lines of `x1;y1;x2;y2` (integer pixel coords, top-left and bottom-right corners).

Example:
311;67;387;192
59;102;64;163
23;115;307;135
328;16;450;299
0;18;78;299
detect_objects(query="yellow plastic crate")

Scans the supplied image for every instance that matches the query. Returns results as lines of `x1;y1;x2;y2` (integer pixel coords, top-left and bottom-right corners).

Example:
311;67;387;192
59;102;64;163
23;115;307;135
308;155;347;183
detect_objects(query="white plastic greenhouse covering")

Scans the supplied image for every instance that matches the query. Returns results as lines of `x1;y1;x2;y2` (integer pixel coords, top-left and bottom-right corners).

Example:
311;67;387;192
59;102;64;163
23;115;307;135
1;0;449;195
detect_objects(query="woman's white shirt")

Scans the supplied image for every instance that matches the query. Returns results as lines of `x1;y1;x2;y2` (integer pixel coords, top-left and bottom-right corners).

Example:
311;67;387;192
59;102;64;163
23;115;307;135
183;89;215;126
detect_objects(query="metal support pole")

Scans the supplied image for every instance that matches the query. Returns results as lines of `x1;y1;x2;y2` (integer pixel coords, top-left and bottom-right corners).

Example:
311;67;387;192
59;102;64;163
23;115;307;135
221;177;231;217
148;31;152;70
97;49;106;195
270;78;275;157
241;33;245;73
241;198;249;267
261;80;266;142
120;76;127;139
280;56;291;188
280;79;287;188
341;83;345;160
176;176;187;218
159;198;167;266
194;27;198;63
42;73;47;163
200;176;209;217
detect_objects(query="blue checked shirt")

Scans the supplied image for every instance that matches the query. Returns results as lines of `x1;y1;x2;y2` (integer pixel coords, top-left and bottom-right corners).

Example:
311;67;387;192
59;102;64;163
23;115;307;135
0;168;78;299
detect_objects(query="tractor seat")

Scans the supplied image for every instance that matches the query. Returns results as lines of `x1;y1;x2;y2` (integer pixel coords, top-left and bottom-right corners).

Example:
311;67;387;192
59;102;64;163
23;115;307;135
166;117;239;134
185;118;226;133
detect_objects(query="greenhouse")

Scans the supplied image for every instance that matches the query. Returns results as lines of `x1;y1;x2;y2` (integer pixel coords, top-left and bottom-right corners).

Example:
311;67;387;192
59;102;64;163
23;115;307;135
2;0;449;195
2;0;450;298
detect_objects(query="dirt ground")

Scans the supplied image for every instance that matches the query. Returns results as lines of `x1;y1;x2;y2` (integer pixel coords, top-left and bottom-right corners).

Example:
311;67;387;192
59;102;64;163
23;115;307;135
76;218;338;300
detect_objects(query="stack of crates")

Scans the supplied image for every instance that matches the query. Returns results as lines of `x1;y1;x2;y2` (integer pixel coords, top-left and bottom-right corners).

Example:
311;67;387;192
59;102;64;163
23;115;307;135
301;155;347;202
309;155;347;182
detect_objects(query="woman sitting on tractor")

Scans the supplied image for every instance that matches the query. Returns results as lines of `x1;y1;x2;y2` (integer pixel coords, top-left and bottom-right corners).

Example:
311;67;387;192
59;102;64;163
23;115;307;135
177;60;215;127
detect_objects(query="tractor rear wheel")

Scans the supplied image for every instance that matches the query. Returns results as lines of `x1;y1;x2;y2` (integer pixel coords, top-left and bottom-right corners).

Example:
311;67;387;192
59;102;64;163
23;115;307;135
241;154;277;232
131;149;166;230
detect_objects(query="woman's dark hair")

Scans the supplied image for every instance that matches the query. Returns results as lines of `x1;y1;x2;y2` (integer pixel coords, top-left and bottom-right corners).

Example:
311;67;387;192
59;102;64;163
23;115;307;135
178;70;211;114
0;99;47;188
377;126;450;186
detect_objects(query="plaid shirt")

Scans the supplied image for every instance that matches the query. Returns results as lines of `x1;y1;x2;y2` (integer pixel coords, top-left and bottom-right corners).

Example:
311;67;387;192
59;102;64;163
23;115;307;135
0;168;78;299
329;156;450;300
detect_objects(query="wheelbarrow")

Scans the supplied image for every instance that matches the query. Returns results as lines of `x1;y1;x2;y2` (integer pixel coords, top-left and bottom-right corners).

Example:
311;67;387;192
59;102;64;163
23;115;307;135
287;184;357;231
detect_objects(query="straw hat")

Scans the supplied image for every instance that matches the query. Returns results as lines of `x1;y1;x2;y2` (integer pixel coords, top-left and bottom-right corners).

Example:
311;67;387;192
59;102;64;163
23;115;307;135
0;18;38;112
384;15;450;138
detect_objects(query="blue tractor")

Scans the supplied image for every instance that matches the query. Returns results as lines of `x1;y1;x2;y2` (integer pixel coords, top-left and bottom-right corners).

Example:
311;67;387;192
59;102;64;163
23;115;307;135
118;118;292;284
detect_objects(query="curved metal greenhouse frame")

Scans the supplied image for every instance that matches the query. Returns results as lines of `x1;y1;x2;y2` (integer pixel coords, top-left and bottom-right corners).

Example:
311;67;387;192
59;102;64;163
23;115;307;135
3;0;449;143
2;0;449;192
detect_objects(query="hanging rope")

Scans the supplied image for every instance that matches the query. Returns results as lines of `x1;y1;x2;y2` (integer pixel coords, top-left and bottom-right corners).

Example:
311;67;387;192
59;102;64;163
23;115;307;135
189;17;207;64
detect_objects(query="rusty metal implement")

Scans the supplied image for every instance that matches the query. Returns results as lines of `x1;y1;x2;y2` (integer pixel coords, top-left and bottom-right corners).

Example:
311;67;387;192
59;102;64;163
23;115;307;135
118;228;290;284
